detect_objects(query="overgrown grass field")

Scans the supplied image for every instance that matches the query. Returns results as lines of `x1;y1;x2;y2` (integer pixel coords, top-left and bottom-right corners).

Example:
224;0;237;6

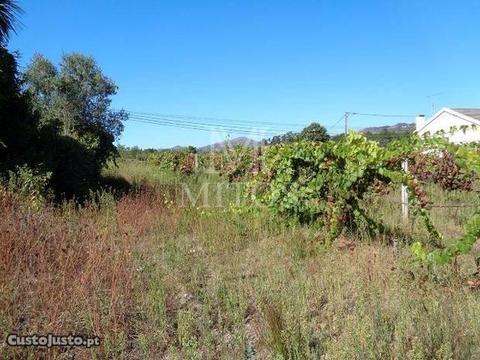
2;159;480;359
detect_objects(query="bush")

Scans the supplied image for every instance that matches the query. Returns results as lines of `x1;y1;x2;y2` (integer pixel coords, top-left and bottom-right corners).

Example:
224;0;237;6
5;165;51;207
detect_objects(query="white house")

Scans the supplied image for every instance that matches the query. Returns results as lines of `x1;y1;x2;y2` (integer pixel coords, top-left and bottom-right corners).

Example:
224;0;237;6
416;108;480;143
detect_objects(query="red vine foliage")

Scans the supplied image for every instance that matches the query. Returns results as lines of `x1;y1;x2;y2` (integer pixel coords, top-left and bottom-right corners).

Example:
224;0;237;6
180;153;196;175
410;151;475;191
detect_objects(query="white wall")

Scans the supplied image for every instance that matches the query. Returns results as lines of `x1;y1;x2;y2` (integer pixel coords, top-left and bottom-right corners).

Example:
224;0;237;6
417;110;480;143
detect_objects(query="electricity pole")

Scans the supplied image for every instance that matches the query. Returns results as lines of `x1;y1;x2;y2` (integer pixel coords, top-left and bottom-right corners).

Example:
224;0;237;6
344;112;350;135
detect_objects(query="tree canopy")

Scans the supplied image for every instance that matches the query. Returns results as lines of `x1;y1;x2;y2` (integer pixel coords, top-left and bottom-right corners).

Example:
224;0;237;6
25;53;125;140
0;49;127;199
269;122;329;144
299;122;330;142
0;47;37;172
0;0;22;45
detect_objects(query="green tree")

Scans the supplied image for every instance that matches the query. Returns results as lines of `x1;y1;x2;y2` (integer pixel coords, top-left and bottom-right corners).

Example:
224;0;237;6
23;53;128;197
25;53;125;139
269;131;298;145
269;123;330;144
0;0;22;44
299;122;330;142
0;3;46;196
0;0;28;160
0;47;38;173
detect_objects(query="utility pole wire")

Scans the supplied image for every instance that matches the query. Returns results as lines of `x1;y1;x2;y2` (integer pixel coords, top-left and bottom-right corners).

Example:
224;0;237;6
126;109;415;137
127;118;283;136
127;116;336;137
328;114;346;131
350;112;416;118
128;118;277;135
128;114;294;133
128;118;269;136
124;110;304;128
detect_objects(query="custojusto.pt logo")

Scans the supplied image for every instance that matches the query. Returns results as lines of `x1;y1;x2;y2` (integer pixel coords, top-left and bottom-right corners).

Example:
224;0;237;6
6;333;100;348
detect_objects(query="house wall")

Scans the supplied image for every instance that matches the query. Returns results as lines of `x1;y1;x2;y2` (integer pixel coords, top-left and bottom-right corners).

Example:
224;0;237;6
417;111;480;143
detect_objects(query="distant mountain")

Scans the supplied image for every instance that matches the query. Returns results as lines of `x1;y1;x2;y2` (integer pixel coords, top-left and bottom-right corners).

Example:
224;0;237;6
165;137;262;152
197;136;262;152
358;122;415;146
361;122;415;134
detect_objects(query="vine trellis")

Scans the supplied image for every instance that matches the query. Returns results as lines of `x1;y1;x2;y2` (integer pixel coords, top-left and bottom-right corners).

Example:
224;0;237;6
250;127;480;265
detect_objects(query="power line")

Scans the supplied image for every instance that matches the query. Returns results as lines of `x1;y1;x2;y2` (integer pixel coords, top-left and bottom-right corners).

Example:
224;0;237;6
125;109;414;137
350;112;416;118
127;117;287;136
127;118;269;136
128;114;339;137
124;110;304;129
128;113;294;133
123;109;329;138
126;118;283;136
128;118;279;135
328;114;347;131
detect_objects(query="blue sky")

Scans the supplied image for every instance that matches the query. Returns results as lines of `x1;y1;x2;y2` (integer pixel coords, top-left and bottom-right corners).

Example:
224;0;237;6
8;0;480;148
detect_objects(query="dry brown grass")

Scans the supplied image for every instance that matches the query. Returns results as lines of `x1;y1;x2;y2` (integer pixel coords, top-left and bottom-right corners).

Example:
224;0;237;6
0;186;176;359
2;163;480;359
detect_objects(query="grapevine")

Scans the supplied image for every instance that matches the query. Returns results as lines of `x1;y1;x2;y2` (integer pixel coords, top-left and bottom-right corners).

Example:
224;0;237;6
250;128;480;263
146;127;480;265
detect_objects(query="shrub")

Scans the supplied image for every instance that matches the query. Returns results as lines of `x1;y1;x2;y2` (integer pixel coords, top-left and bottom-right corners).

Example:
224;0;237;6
5;165;51;207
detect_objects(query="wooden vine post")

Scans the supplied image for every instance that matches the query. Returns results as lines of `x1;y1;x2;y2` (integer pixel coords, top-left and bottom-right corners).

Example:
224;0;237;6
401;159;409;220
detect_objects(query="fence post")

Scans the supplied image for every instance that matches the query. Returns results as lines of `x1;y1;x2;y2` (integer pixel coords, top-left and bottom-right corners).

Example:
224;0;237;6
401;159;409;220
251;145;262;174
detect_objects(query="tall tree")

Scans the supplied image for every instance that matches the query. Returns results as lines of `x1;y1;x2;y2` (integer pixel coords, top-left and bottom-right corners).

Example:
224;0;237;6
0;47;37;172
0;0;22;45
0;1;36;175
25;53;126;139
23;53;128;197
